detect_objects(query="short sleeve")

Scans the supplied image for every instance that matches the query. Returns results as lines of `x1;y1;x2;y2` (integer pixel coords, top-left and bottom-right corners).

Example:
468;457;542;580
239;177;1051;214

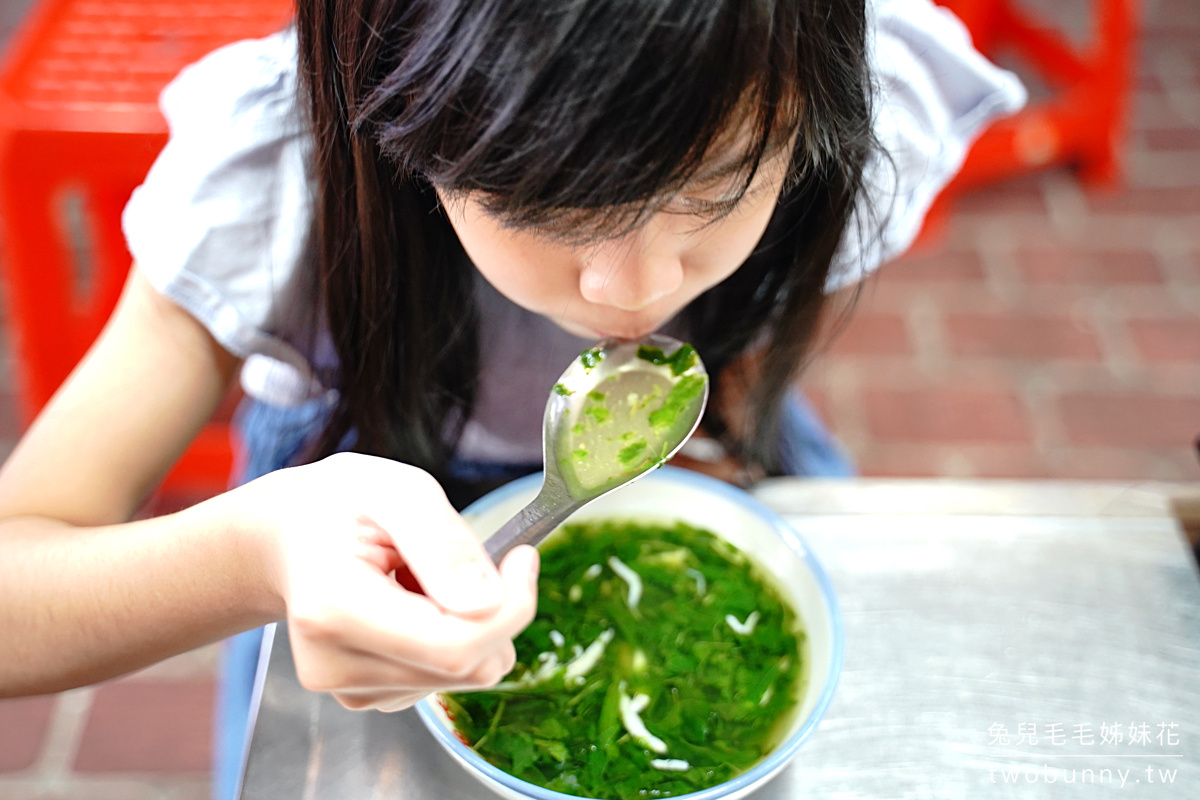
826;0;1027;291
122;28;314;365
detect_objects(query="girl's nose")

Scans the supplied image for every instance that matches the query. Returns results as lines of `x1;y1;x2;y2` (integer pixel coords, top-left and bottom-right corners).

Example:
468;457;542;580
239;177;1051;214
578;238;684;312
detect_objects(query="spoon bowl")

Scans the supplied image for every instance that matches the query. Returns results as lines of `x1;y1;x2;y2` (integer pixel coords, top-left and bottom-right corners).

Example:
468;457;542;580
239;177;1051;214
484;334;708;562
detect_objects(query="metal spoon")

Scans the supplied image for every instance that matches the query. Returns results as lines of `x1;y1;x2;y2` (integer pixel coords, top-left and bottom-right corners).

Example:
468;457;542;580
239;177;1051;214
485;334;709;562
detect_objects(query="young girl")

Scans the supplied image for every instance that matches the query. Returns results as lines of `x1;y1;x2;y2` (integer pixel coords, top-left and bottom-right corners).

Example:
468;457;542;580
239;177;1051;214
0;0;1022;794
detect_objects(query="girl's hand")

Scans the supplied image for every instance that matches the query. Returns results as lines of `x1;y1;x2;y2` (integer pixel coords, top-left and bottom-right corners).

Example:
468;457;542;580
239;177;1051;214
235;452;539;712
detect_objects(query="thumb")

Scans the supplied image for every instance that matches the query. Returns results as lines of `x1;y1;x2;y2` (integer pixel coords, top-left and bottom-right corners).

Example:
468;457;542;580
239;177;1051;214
364;475;505;618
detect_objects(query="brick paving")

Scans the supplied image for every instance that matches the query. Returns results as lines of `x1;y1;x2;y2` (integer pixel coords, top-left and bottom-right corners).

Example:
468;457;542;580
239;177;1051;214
0;649;216;800
2;0;1199;797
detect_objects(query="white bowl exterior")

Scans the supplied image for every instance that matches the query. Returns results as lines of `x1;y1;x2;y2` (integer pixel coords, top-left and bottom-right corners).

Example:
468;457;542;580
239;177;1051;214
418;467;841;800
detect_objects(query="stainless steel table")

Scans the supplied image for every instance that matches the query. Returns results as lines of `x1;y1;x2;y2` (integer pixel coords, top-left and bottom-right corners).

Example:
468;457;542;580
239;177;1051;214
240;480;1200;798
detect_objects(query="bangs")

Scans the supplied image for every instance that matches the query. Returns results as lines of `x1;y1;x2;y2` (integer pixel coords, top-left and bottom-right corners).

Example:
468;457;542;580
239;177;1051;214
356;0;804;239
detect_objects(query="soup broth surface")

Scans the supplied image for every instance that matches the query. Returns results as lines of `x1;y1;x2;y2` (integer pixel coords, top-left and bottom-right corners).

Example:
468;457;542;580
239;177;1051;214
444;519;804;799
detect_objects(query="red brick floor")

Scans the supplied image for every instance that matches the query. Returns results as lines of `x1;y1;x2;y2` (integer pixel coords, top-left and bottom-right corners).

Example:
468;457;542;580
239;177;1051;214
0;649;217;799
805;166;1200;477
2;0;1199;797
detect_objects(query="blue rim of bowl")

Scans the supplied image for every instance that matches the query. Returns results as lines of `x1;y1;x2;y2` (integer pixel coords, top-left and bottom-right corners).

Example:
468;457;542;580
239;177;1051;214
416;465;844;800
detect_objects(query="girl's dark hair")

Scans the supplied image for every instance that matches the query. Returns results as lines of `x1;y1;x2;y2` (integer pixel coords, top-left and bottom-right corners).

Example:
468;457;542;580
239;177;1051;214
296;0;874;484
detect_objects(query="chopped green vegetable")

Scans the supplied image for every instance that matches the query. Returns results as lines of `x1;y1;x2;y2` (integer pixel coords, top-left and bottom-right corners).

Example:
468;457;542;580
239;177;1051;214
616;438;648;467
583;405;611;424
580;347;606;372
636;343;699;376
446;520;804;799
647;374;706;430
554;383;574;396
587;390;607;402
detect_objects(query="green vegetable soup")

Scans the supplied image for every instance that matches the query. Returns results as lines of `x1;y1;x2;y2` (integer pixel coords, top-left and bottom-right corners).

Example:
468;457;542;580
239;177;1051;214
443;520;805;799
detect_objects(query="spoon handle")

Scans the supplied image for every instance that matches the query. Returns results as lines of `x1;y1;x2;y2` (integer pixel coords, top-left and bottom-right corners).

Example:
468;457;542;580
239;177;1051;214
484;480;579;563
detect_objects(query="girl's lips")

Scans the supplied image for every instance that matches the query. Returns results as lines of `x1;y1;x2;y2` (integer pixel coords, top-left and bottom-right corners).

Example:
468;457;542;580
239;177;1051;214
558;309;672;341
591;327;657;342
587;317;670;341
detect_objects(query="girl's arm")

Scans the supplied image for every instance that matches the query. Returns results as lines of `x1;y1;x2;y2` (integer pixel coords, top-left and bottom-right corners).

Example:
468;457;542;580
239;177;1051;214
0;270;537;705
0;268;241;526
0;267;259;693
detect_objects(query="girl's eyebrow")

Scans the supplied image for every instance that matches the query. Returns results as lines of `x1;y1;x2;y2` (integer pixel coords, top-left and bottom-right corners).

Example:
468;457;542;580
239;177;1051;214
688;136;792;190
688;157;754;188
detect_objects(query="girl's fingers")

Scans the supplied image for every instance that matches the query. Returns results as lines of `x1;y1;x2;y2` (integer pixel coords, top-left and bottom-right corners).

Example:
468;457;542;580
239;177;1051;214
331;689;427;712
350;460;506;618
329;647;517;713
276;456;542;707
382;545;536;674
293;637;517;695
292;544;538;680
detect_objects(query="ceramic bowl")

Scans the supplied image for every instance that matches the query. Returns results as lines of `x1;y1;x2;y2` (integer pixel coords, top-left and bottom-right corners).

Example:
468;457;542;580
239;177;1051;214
417;466;842;800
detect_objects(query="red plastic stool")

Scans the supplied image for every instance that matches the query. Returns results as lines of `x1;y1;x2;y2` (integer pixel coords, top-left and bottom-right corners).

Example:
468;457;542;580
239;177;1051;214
0;0;294;496
944;0;1135;188
922;0;1135;234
